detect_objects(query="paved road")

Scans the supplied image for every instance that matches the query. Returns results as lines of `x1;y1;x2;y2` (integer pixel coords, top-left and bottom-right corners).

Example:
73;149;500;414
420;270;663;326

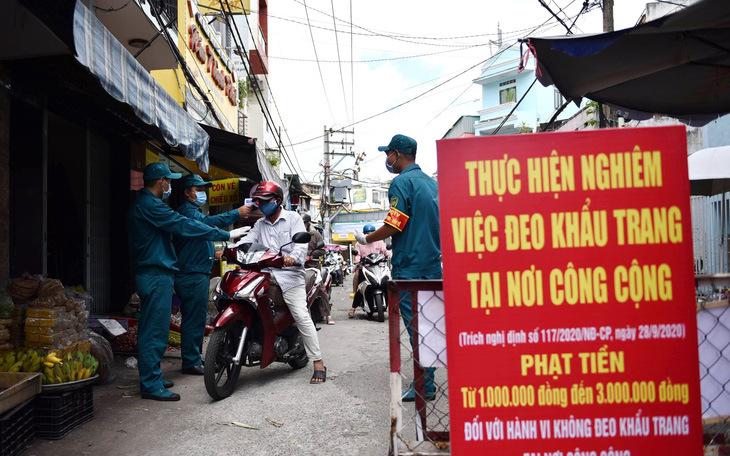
28;282;391;456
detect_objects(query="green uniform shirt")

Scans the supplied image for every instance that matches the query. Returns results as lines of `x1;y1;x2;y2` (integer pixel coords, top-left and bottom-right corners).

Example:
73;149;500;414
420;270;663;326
126;189;230;272
173;201;241;274
384;164;442;279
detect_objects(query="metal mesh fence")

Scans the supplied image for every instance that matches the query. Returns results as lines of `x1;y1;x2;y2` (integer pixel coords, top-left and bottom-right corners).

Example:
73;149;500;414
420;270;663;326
697;275;730;450
386;277;730;454
388;280;450;456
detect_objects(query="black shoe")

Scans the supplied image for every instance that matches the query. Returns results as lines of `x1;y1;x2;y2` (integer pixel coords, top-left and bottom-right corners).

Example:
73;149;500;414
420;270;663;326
141;388;180;401
181;365;205;375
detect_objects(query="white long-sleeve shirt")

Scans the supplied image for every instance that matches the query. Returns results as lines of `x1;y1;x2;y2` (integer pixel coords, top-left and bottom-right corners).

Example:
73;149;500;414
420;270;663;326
240;209;307;292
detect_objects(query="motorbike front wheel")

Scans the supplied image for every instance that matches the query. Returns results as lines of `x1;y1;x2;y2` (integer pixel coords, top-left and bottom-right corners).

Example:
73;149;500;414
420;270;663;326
204;321;244;400
374;293;385;322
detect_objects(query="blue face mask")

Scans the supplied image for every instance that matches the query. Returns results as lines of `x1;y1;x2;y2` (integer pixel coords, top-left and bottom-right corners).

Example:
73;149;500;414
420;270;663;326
385;152;398;174
162;180;172;200
258;200;279;216
193;191;207;207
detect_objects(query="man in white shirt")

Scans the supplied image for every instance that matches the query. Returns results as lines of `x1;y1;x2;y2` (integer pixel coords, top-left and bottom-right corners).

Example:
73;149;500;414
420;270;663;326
239;182;327;384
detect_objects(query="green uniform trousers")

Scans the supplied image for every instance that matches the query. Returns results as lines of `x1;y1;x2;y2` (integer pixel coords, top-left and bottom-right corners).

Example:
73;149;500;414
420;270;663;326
136;268;174;393
174;272;209;369
395;271;442;394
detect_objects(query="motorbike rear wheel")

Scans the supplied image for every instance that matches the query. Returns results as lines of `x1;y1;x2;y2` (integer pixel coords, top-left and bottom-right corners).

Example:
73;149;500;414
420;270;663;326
204;321;244;400
375;293;385;322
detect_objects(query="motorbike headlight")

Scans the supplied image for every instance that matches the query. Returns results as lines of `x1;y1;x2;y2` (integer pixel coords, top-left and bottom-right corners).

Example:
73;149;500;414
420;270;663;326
232;276;264;304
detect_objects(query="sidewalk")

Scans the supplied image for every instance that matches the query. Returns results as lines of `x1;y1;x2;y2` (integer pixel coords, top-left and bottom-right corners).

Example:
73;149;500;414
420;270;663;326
24;285;390;456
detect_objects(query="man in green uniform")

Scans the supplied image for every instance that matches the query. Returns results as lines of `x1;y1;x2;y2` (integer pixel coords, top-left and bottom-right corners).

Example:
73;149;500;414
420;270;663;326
173;174;251;375
127;163;248;401
354;134;441;402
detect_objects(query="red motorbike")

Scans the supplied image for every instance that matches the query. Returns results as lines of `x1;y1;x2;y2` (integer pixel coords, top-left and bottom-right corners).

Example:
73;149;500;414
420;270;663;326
204;231;328;400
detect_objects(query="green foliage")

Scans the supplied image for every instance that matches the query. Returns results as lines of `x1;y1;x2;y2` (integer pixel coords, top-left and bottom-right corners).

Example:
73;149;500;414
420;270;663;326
266;153;280;168
586;100;599;127
517;122;533;134
238;80;250;109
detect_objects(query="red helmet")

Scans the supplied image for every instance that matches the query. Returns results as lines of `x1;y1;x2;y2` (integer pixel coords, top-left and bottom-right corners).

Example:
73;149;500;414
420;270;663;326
251;181;284;201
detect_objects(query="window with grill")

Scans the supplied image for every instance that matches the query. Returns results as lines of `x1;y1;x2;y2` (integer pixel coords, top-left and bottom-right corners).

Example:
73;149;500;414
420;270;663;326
500;86;516;104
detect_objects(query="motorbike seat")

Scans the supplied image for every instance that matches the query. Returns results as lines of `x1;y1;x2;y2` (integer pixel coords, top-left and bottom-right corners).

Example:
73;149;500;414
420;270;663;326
305;269;317;291
268;282;287;308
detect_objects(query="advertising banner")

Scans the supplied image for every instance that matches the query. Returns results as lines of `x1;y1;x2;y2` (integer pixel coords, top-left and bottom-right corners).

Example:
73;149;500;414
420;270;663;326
209;178;239;206
436;126;701;455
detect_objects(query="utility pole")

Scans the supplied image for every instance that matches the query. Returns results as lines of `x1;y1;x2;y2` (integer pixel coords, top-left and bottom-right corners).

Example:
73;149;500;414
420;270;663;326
603;0;614;33
321;126;355;243
322;126;331;243
598;0;614;128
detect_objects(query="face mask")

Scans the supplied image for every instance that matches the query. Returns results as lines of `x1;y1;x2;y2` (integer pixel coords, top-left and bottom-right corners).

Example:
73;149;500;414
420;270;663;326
258;200;279;216
162;180;172;200
385;152;398;174
193;191;207;207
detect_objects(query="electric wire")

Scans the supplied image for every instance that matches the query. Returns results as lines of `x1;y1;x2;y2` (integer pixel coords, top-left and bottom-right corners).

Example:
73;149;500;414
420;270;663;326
239;5;308;180
217;1;304;178
331;0;350;124
303;0;337;124
289;11;562;147
147;1;228;133
227;0;309;180
350;0;354;128
268;41;492;63
289;0;564;48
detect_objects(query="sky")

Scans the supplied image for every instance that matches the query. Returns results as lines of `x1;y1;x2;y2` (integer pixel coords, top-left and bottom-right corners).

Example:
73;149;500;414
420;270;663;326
262;0;652;184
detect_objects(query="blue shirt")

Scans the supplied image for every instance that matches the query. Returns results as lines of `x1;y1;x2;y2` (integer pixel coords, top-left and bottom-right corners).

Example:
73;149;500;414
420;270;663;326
385;164;442;279
173;201;241;274
126;189;230;272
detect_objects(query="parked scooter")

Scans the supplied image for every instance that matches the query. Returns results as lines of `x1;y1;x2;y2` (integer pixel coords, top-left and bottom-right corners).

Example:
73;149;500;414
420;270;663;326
324;253;343;287
352;252;391;322
305;242;332;322
204;231;327;400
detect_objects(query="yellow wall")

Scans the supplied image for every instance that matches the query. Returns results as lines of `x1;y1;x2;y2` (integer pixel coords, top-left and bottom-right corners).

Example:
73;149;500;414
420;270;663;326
177;0;239;131
151;68;185;107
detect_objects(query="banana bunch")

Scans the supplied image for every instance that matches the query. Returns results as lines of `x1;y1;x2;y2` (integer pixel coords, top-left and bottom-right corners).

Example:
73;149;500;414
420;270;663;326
42;349;97;384
0;348;98;384
0;349;44;373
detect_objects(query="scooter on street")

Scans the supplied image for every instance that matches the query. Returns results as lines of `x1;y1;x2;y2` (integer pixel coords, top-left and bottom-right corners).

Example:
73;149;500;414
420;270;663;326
304;244;333;322
324;253;343;287
352;252;391;322
205;231;326;400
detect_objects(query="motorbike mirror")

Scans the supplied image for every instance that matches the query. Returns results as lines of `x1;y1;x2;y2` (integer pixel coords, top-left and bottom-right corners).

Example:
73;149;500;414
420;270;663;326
314;241;325;250
292;231;311;244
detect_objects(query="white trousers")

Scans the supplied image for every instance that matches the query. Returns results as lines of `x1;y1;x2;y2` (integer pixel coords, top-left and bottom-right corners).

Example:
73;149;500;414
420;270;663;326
282;284;322;361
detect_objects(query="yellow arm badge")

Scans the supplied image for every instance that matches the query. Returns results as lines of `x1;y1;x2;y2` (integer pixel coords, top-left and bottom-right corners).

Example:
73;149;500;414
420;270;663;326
384;206;409;232
390;196;399;208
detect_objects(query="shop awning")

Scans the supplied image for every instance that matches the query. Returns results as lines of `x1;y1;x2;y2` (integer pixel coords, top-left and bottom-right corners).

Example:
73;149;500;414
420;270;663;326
72;1;210;171
528;0;730;125
171;124;285;190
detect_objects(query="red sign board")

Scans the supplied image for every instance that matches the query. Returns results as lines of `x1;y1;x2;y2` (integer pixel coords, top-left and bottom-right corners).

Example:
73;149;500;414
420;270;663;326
437;126;701;455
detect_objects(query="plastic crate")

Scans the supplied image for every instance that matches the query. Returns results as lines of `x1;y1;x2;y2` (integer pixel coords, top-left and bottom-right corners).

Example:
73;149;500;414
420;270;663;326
35;385;93;440
0;397;36;456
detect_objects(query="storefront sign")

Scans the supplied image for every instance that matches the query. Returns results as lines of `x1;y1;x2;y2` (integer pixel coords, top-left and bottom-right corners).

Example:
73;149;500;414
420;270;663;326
436;126;701;455
209;178;239;206
181;0;239;131
145;149;159;165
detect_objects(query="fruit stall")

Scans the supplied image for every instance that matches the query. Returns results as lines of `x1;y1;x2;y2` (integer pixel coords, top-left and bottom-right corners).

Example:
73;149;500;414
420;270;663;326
0;275;106;456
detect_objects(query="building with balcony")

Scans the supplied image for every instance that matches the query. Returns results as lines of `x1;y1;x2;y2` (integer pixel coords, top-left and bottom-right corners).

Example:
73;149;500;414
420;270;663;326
473;45;581;135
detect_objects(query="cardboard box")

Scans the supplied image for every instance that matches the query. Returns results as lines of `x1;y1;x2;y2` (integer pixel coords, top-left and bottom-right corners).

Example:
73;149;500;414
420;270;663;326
0;372;42;415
